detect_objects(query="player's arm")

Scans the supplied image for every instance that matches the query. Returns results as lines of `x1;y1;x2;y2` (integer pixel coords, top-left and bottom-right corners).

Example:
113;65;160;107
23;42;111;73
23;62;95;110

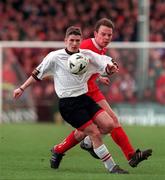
13;52;55;100
97;75;110;86
97;60;119;85
86;50;119;75
97;62;118;86
13;76;37;99
105;59;119;76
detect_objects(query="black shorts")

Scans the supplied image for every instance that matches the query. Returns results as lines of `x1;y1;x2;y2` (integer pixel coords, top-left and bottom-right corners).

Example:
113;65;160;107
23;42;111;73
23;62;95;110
59;94;103;129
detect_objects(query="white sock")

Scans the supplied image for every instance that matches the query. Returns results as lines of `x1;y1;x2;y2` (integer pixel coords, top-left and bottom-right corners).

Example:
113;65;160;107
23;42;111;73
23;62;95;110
94;144;116;172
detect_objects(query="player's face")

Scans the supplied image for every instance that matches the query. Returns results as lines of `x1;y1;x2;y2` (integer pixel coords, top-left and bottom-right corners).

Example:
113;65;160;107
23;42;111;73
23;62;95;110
94;25;113;48
65;35;82;53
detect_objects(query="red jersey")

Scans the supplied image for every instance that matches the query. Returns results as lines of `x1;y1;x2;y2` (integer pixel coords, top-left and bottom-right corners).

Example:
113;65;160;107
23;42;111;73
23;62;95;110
80;38;107;98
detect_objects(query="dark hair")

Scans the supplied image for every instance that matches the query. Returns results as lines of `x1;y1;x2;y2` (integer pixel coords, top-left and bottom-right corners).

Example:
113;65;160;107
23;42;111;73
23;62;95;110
65;26;82;38
94;18;114;32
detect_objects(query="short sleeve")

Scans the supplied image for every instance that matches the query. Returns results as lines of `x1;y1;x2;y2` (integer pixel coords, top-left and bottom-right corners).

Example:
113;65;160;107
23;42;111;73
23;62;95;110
35;52;56;80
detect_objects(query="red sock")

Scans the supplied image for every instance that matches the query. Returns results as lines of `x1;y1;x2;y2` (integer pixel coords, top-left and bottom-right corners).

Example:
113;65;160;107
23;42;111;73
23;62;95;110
111;127;135;160
54;130;79;154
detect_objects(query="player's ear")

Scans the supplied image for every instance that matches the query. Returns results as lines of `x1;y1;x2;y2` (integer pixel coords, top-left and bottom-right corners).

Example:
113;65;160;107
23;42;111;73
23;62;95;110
94;31;97;37
64;37;67;44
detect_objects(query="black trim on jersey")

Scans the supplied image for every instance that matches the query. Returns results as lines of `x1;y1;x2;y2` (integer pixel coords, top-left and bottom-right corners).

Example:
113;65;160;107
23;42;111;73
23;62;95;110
105;65;111;75
105;65;115;75
65;48;80;55
32;74;41;81
32;69;41;81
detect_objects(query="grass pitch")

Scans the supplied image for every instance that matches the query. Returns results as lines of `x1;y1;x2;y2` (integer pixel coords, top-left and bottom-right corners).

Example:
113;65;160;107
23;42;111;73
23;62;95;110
0;123;165;180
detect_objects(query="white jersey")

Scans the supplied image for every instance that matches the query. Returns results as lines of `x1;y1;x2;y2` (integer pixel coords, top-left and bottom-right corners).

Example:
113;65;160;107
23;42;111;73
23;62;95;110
35;48;113;98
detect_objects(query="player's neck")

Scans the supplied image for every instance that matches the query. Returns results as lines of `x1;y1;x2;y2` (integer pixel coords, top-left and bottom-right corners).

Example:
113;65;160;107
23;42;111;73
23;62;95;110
65;48;80;55
92;38;103;50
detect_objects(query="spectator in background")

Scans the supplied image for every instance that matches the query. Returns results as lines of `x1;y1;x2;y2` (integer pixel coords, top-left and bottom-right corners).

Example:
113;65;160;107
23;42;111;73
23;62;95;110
3;61;17;84
150;0;165;42
107;76;124;104
156;70;165;104
143;87;154;102
148;49;164;102
120;74;137;103
2;49;18;84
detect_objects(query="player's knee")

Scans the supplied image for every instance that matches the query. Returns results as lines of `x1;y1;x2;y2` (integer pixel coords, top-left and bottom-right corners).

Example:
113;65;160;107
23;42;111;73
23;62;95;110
100;121;115;134
74;130;86;141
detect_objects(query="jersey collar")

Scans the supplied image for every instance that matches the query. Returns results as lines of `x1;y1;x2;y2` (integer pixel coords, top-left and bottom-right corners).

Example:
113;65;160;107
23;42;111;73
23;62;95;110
92;38;103;50
65;48;80;55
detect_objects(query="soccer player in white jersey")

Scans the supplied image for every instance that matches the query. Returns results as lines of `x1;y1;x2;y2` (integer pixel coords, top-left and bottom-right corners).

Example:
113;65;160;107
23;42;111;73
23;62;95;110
13;26;129;174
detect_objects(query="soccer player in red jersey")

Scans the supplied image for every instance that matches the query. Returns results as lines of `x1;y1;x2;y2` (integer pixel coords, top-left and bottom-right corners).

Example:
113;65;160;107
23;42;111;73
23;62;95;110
52;18;152;169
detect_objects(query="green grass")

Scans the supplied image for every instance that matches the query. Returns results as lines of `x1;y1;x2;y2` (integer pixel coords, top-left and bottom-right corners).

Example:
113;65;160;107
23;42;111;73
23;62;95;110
0;123;165;180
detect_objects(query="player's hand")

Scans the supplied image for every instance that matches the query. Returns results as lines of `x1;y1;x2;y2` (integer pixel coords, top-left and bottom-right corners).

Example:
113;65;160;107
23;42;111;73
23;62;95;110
98;76;110;86
112;59;119;69
13;88;24;99
106;60;119;75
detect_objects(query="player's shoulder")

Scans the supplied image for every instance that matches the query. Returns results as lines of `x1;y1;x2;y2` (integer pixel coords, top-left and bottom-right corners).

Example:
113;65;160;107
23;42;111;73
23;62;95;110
80;49;98;57
80;48;94;54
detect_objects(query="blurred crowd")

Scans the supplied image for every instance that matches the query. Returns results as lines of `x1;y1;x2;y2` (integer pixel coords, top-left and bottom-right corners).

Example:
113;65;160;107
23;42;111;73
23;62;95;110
1;0;165;121
0;0;164;41
0;0;137;41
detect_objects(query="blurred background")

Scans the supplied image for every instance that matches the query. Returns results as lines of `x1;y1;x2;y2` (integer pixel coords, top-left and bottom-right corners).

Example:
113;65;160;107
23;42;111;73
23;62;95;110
0;0;165;125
